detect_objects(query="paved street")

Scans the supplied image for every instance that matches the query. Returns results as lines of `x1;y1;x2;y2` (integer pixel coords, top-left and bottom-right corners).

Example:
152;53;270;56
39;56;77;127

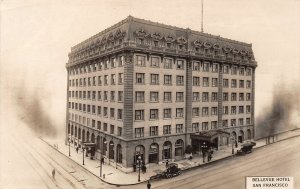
149;135;300;189
1;120;300;189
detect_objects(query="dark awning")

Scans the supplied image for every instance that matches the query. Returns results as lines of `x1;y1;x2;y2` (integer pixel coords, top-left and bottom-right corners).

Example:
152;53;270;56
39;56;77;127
191;130;230;142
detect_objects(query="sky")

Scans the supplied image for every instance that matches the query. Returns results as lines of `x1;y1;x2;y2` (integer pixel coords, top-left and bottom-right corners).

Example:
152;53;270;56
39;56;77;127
1;0;300;135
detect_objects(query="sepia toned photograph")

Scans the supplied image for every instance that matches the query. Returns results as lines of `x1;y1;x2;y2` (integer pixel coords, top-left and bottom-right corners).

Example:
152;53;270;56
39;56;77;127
1;0;300;189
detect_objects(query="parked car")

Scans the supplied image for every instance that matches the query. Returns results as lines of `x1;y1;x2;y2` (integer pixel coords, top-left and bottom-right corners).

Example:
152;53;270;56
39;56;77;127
150;163;182;180
237;141;256;155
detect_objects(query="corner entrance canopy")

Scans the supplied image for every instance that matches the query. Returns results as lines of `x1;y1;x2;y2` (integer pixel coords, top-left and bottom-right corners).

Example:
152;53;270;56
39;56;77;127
191;130;230;142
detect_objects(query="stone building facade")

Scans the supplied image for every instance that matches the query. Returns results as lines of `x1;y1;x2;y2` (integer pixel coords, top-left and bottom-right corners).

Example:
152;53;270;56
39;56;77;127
66;16;257;172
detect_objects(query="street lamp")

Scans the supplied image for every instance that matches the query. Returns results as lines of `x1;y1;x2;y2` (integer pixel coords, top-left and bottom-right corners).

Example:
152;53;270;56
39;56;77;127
137;155;142;182
82;147;85;165
231;137;234;155
68;138;71;157
201;142;207;163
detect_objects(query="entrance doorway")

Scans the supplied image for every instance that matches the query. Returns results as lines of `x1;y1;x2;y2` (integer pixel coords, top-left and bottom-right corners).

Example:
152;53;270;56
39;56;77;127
149;143;159;163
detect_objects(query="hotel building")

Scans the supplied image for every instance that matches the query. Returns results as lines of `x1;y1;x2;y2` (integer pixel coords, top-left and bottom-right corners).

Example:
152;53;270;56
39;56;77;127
66;16;257;172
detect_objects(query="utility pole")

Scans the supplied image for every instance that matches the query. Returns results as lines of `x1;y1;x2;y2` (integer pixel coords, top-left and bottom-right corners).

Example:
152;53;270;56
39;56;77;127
201;0;204;32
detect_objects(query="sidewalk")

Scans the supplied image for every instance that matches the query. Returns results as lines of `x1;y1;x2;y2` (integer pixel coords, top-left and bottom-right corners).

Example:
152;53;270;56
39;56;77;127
42;129;300;186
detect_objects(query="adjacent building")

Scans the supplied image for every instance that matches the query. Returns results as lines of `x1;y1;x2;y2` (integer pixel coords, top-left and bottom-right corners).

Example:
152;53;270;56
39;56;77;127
66;16;257;172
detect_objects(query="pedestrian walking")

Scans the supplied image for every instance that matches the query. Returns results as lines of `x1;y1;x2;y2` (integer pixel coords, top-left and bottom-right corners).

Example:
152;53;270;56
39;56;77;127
76;147;79;153
142;164;146;173
165;160;169;167
147;180;152;189
101;157;104;165
235;140;238;148
52;168;55;179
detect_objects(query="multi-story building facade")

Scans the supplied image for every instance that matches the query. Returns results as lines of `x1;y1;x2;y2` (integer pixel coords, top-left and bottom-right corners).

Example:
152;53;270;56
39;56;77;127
66;16;257;172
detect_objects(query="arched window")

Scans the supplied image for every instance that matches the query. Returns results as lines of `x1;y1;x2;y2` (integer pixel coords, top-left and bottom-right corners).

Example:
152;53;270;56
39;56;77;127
175;139;184;157
135;145;145;163
102;138;107;155
247;129;251;140
86;131;90;142
82;129;85;142
109;141;114;159
96;136;100;150
91;133;95;143
163;141;172;160
78;128;81;139
75;126;77;137
149;143;159;163
116;144;122;163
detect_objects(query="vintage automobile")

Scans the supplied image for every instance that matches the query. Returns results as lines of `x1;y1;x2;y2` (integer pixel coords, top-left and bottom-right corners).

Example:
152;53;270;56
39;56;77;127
237;141;256;155
150;163;182;180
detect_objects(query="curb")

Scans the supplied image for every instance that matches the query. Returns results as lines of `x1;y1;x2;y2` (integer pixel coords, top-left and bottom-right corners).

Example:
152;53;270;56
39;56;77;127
40;133;300;186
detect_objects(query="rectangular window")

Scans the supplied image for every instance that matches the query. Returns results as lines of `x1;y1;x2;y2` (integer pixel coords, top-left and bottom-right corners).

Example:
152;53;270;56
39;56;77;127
246;80;251;88
246;68;252;76
135;128;144;138
192;123;199;132
118;91;123;102
231;79;237;88
150;109;159;120
111;74;116;85
231;106;236;114
202;92;209;102
239;93;244;101
193;61;200;71
176;75;184;85
239;80;245;88
231;119;236;126
212;92;218;102
103;123;107;131
163;108;172;118
223;65;229;74
193;77;200;86
239;106;244;114
176;124;183;133
164;75;172;85
202;107;209;116
239;118;244;126
223;106;228;115
246;93;251;101
98;76;102;86
223;79;229;88
135;91;145;102
231;93;237;101
98;91;102;101
135;110;144;120
97;121;101;130
150;92;159;102
104;107;108;117
111;58;116;68
117;127;122;136
177;60;184;69
136;55;146;66
246;118;251;125
193;92;200;101
203;63;209;72
163;125;171;135
110;108;115;118
231;66;237;75
211;107;218;115
164;92;172;102
92;120;96;128
104;75;108;85
97;106;101;116
202;122;208;130
176;108;184;118
164;58;172;69
176;92;184;102
110;124;115;134
203;77;209;87
150;74;159;85
93;77;96;86
239;67;245;75
222;120;228;127
119;56;124;67
192;107;200;117
151;57;159;67
136;73;145;84
104;91;108;101
212;78;218;87
212;64;218;72
150;126;158;136
110;91;115;101
118;73;123;84
117;109;123;119
246;105;251;114
92;105;96;114
223;93;228;101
